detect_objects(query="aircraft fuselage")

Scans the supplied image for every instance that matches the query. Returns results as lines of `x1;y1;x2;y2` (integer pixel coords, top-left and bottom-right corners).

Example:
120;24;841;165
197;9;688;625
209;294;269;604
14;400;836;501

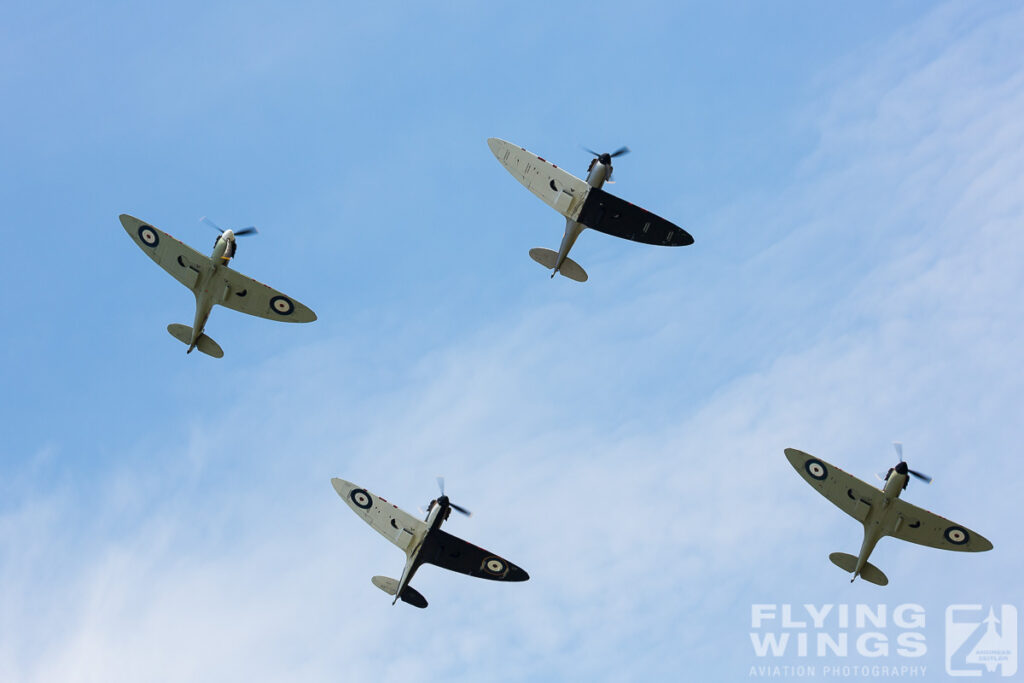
853;469;909;580
552;160;611;276
391;498;452;604
185;232;236;352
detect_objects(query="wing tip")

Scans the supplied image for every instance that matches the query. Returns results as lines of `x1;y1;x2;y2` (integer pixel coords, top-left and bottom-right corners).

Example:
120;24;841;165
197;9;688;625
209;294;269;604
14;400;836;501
331;477;352;497
486;137;506;157
784;447;807;462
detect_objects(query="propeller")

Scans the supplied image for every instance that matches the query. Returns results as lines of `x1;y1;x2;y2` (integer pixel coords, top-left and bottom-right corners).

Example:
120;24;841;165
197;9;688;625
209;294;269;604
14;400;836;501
583;145;630;165
201;216;258;258
583;146;630;182
201;216;259;237
434;476;472;517
892;442;932;484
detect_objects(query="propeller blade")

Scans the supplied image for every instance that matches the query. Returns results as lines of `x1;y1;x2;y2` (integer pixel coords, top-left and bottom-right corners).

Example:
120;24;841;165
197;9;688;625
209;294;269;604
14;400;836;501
234;227;258;236
874;472;887;482
610;146;630;158
582;146;599;156
436;476;445;496
908;469;932;484
200;216;225;234
450;503;472;517
893;442;904;462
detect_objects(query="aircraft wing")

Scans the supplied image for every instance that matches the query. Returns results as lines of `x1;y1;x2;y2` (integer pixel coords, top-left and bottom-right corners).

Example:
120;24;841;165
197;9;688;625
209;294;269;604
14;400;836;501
331;478;426;554
488;137;592;221
215;267;317;323
120;214;208;292
576;188;693;246
419;529;529;582
885;498;993;552
784;448;878;523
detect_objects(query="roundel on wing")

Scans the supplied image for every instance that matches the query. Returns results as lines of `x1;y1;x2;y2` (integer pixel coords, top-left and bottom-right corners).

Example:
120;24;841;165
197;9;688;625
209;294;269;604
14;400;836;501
138;224;159;248
270;295;295;316
350;488;372;510
805;458;828;481
944;526;970;545
482;556;507;576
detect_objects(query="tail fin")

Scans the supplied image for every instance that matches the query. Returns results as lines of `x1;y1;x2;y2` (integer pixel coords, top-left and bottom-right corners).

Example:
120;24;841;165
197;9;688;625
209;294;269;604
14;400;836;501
166;324;224;358
528;248;588;282
829;552;889;586
371;576;427;608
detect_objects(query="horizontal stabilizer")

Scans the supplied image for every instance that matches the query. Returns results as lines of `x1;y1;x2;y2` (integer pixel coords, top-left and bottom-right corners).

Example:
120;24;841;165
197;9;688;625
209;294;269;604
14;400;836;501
529;248;558;269
859;562;888;586
528;248;588;282
829;552;857;573
167;323;192;345
558;256;587;282
370;576;427;608
399;585;428;608
829;552;888;586
166;324;224;358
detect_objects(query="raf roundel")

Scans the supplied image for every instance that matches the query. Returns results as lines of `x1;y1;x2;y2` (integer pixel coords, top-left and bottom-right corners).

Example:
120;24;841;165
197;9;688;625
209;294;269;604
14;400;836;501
270;295;295;316
350;488;373;510
805;458;828;481
944;526;970;545
138;224;159;248
482;557;507;576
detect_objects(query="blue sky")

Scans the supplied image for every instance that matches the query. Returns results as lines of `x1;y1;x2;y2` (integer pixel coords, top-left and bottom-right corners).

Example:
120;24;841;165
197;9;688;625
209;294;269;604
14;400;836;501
2;1;1023;681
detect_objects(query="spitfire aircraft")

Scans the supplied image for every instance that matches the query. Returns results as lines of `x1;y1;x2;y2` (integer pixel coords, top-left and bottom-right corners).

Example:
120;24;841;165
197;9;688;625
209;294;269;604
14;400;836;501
120;214;316;358
487;138;694;282
785;446;992;586
332;477;528;608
